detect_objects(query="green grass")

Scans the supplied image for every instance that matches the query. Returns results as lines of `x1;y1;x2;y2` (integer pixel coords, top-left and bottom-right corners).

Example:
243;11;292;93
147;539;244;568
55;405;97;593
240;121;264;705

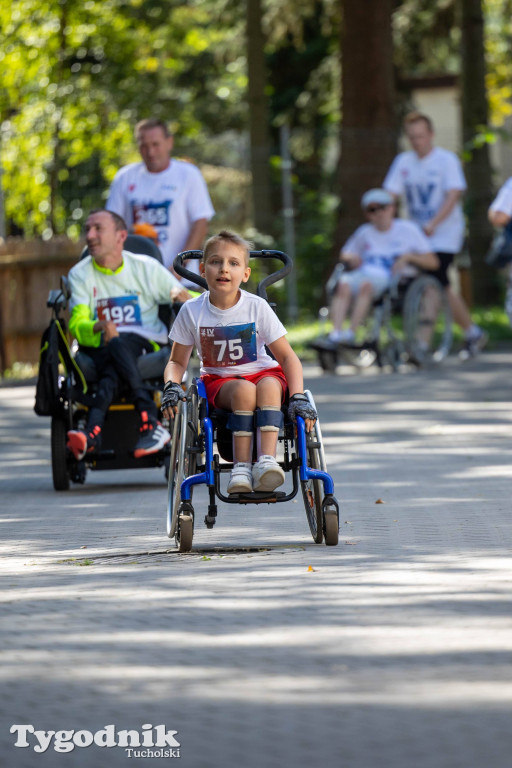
2;306;511;384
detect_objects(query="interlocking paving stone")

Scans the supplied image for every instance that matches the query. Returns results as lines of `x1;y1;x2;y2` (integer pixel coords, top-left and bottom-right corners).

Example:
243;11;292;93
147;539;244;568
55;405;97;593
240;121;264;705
1;354;512;767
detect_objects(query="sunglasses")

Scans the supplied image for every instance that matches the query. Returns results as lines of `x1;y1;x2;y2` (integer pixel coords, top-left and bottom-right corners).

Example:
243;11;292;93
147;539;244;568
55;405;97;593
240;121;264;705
366;204;388;214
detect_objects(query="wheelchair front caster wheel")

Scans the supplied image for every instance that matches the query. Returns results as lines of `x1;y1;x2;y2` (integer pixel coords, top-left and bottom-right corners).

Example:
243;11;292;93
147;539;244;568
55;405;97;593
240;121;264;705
322;496;339;547
176;508;194;552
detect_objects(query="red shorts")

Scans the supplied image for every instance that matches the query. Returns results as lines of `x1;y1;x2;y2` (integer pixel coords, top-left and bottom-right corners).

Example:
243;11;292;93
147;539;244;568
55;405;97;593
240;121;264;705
202;365;288;408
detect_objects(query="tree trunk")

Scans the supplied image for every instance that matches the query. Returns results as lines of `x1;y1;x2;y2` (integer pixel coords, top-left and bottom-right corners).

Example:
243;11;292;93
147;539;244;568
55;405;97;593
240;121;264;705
247;0;274;237
460;0;498;305
336;0;397;251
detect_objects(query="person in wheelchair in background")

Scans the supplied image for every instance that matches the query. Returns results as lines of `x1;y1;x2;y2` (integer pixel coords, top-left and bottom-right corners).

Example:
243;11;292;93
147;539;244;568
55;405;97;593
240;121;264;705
161;229;317;496
66;209;192;462
327;189;440;345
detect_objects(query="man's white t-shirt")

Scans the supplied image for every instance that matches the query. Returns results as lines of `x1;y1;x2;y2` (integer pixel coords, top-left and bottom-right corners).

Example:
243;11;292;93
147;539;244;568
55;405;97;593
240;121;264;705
68;250;183;345
489;177;512;217
383;146;466;253
343;218;432;279
106;159;215;270
170;290;287;377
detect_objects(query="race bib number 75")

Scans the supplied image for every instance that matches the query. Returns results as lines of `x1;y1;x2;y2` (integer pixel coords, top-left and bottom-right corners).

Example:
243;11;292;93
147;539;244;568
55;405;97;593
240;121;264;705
200;323;257;367
96;295;142;326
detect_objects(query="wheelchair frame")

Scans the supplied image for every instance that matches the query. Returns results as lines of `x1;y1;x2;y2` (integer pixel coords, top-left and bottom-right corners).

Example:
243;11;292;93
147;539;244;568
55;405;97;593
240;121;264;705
165;250;340;551
311;271;453;373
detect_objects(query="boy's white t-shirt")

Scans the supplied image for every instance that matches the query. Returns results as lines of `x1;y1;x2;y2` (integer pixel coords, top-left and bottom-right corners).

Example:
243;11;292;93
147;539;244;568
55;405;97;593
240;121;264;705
68;250;182;345
489;177;512;216
343;218;432;279
383;146;466;253
170;290;287;377
106;159;215;270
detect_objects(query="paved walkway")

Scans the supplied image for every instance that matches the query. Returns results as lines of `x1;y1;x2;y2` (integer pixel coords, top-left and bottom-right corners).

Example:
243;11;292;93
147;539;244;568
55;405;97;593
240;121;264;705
1;354;512;767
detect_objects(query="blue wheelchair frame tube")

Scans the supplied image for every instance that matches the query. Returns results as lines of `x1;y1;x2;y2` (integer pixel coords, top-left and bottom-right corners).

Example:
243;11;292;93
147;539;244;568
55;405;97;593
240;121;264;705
296;416;334;495
180;416;215;502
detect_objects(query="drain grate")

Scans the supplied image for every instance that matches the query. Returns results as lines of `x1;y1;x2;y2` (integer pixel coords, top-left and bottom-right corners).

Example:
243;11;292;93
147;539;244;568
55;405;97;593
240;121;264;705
56;545;304;566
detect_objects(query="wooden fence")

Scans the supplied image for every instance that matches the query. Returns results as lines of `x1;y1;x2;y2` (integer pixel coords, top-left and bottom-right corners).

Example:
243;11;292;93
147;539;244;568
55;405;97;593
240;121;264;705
0;237;83;371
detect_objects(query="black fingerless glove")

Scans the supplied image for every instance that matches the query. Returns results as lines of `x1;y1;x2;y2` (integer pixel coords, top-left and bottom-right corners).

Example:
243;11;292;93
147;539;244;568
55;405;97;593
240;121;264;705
161;381;184;411
287;393;317;423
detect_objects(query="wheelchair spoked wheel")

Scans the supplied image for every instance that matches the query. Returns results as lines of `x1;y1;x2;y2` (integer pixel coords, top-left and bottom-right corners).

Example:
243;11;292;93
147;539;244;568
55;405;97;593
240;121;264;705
51;415;70;491
403;275;452;366
301;391;329;544
166;386;199;551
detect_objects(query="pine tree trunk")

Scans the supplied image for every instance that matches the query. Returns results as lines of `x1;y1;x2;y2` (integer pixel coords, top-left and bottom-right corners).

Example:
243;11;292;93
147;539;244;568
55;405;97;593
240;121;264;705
460;0;498;305
336;0;397;251
247;0;274;237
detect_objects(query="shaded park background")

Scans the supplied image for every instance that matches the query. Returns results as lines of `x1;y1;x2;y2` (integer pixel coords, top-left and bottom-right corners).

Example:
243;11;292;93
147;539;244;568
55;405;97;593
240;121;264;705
2;0;512;368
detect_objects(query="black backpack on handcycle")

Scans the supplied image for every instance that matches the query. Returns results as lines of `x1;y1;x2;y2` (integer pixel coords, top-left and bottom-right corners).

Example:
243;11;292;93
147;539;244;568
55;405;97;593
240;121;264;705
34;288;87;417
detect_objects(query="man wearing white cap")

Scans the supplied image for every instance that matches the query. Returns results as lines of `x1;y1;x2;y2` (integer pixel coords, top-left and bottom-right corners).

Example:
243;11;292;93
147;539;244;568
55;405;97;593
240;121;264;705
383;112;487;358
327;188;439;344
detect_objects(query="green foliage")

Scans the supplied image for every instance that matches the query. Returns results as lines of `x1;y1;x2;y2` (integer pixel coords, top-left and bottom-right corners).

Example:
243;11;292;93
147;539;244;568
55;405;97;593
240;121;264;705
0;0;248;237
393;0;459;77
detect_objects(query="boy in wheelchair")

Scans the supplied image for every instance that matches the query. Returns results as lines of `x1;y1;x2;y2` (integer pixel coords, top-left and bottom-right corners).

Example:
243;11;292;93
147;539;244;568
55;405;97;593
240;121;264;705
161;230;317;495
66;209;191;462
327;189;439;345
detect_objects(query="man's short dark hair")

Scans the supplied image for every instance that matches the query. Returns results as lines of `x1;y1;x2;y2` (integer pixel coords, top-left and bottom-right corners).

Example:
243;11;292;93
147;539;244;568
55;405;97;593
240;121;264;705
135;119;171;141
88;209;127;231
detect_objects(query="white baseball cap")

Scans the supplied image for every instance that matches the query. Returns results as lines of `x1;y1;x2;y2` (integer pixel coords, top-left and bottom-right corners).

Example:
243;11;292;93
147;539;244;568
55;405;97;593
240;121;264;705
361;188;394;209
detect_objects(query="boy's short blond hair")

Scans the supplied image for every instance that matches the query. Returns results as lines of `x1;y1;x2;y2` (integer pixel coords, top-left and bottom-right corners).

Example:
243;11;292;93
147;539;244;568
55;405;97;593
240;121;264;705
203;230;253;265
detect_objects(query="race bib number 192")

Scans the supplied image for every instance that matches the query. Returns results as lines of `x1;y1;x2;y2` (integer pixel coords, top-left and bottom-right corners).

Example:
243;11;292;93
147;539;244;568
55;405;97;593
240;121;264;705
200;323;257;367
96;295;142;326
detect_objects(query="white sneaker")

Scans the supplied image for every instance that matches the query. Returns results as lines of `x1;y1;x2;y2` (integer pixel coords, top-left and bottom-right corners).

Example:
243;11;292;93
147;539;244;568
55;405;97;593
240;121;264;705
328;329;355;344
227;463;253;494
459;329;489;361
252;455;285;492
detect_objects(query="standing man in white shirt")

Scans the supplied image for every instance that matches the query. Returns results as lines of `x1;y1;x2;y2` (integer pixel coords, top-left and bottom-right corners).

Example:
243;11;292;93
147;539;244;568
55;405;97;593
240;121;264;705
383;112;487;358
107;118;215;280
488;176;512;323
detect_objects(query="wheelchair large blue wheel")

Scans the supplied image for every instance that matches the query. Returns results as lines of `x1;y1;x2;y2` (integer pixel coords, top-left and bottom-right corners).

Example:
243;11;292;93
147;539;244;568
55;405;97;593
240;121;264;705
301;391;334;544
301;426;324;543
166;386;198;550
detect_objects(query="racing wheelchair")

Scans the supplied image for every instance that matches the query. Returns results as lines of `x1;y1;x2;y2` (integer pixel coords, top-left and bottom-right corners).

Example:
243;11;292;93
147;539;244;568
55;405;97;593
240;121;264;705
34;234;175;491
310;266;452;373
165;250;340;552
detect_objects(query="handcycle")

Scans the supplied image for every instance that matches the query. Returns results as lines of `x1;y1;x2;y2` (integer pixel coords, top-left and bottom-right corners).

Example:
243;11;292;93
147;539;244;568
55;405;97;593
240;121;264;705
35;234;176;491
165;250;340;552
310;267;452;373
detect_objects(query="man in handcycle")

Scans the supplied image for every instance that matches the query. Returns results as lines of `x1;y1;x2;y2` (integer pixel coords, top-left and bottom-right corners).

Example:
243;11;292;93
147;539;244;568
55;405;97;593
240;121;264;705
327;189;439;345
66;209;191;461
161;229;317;495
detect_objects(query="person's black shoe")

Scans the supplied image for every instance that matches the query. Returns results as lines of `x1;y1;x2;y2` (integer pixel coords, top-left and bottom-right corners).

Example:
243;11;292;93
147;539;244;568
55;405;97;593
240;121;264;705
134;411;171;458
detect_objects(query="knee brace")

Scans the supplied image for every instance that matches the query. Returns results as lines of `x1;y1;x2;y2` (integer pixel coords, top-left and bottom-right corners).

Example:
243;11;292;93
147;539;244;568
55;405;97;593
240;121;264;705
226;410;254;436
255;406;284;432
